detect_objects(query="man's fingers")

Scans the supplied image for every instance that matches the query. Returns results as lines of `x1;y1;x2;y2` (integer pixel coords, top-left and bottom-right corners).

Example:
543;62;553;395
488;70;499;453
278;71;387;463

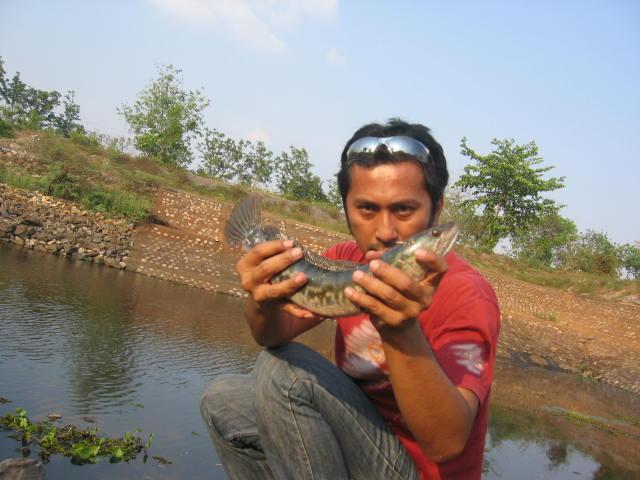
344;285;386;316
281;302;317;320
414;249;448;276
352;268;409;309
253;272;308;302
238;243;303;292
364;250;384;262
237;239;294;272
366;260;423;302
251;247;303;284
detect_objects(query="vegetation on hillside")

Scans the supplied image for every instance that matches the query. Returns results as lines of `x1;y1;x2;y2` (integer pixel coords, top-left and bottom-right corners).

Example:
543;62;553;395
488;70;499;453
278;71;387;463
0;56;638;287
454;137;565;250
118;65;209;168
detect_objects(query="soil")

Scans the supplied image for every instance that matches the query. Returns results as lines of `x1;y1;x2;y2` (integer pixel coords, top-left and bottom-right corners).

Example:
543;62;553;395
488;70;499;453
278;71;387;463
126;188;640;396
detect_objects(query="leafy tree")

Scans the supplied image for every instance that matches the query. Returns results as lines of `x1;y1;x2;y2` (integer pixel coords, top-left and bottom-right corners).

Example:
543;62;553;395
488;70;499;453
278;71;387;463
511;211;578;267
454;138;565;249
0;58;29;122
560;230;620;275
242;140;274;188
199;129;275;188
618;243;640;279
0;56;77;132
118;65;209;167
325;176;342;208
198;128;235;180
54;91;82;137
275;146;327;202
441;186;493;249
26;88;60;128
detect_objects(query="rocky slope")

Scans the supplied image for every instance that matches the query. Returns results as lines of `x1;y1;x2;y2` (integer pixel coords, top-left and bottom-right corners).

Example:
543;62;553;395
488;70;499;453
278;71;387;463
1;132;639;396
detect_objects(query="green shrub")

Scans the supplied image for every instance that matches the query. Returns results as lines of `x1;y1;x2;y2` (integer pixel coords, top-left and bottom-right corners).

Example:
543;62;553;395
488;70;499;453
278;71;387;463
0;117;15;137
43;164;82;201
81;188;150;221
0;169;47;191
69;129;100;149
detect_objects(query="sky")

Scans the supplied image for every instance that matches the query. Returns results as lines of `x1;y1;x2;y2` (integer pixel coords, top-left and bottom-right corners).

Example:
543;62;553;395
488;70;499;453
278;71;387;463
1;0;639;244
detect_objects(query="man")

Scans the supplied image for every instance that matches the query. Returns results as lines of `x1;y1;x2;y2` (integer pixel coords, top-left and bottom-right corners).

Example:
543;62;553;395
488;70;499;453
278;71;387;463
201;119;500;479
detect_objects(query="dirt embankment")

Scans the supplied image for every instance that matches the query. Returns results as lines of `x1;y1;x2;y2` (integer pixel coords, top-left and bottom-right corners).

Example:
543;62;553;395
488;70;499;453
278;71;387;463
120;188;640;396
1;167;639;396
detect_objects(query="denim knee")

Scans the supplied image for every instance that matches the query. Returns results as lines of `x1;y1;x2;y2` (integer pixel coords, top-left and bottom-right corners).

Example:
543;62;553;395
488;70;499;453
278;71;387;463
200;374;255;441
253;343;328;409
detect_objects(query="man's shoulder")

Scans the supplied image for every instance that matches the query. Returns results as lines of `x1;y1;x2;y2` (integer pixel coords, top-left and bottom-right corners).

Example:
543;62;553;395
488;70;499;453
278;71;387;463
432;252;500;318
425;251;501;346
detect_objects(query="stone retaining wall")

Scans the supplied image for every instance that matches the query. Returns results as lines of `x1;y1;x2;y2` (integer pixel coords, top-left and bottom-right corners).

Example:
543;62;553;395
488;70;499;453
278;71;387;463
0;183;134;269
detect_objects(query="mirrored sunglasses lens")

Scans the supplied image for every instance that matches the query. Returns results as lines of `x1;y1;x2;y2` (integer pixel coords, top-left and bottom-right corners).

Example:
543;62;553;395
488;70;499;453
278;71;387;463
346;136;430;164
348;137;380;154
385;137;428;158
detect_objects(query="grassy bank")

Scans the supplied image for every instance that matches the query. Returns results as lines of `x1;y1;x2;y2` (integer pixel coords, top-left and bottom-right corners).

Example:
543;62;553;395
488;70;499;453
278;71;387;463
460;245;639;297
0;130;192;221
1;127;637;300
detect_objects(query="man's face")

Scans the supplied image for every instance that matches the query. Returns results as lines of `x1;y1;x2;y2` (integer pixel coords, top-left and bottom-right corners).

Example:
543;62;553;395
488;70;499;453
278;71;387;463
344;161;441;256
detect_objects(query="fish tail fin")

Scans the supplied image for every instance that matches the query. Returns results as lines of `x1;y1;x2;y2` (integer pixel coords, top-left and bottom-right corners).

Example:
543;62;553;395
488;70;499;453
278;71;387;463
224;195;263;250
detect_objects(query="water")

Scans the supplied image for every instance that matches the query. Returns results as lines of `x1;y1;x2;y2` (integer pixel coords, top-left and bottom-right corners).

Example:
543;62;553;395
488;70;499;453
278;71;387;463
1;243;639;479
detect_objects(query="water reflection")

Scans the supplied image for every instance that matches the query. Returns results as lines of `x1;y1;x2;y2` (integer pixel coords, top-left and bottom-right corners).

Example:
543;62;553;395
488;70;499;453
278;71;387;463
1;243;640;479
488;363;640;479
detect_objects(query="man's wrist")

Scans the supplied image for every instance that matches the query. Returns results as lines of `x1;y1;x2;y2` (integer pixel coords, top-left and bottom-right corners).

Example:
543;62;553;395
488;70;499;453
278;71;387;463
378;318;423;347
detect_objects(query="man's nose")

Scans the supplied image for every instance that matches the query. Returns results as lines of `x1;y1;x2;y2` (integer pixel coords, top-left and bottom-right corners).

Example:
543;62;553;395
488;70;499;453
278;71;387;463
375;213;398;245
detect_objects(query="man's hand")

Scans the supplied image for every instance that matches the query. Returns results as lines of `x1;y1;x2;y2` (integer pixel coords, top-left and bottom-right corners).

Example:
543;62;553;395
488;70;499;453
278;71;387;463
344;249;448;330
236;239;316;319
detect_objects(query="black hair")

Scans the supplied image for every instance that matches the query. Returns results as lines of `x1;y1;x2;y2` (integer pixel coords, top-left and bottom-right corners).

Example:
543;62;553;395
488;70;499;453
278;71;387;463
337;118;449;216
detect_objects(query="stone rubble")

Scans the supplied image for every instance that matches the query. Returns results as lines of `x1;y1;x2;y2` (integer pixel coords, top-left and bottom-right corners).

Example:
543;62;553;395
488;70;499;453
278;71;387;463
2;178;639;396
0;184;133;269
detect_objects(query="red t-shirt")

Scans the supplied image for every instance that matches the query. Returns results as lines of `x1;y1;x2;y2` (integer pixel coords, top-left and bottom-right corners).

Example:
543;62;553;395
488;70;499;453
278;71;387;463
324;242;500;480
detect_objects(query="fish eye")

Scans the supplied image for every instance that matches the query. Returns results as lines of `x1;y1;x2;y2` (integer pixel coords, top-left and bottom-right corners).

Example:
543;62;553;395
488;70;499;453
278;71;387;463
432;228;441;238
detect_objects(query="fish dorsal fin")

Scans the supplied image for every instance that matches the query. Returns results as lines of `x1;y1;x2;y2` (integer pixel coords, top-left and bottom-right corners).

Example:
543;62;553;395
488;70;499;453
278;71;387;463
224;195;265;249
301;246;362;272
263;224;287;241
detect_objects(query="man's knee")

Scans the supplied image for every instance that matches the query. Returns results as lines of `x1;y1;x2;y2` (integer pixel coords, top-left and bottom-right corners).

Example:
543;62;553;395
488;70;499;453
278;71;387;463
254;343;333;407
200;374;254;437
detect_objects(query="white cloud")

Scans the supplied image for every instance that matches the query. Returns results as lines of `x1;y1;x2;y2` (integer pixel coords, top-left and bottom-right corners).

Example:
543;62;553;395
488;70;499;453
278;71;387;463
149;0;337;52
325;47;346;65
253;0;337;28
245;127;270;144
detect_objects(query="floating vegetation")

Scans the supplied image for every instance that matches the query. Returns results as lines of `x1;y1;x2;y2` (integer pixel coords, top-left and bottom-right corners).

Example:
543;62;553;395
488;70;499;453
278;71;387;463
540;405;621;434
0;408;158;465
614;413;640;428
153;455;172;465
532;310;557;322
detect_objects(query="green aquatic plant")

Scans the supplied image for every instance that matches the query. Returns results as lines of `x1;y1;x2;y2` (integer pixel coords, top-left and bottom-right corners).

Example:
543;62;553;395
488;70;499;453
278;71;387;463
0;407;159;465
532;310;557;322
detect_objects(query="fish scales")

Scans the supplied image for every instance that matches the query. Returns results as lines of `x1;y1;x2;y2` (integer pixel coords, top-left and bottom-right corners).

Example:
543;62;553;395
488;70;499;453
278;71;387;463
224;195;459;317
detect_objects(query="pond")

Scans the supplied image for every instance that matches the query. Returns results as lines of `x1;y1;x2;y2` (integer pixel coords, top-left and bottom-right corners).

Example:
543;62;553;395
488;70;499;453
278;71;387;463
1;243;639;479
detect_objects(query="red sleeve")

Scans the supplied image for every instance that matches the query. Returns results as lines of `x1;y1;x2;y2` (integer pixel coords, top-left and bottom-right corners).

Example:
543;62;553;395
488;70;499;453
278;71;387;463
419;273;500;405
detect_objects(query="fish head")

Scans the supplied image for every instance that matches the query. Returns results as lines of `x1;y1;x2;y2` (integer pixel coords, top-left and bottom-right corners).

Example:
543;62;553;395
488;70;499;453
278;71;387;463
404;222;460;257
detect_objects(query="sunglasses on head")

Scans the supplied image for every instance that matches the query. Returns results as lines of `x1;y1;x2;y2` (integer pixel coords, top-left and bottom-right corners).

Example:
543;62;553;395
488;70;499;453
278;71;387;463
345;135;430;166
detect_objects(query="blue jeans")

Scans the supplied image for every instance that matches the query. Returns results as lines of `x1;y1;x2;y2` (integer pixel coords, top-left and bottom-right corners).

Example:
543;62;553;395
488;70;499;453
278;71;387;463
200;342;418;480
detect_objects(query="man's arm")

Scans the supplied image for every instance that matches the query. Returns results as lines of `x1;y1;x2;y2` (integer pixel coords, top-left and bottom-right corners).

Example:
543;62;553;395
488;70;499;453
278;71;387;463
380;321;479;462
237;239;324;347
244;295;325;347
345;250;481;462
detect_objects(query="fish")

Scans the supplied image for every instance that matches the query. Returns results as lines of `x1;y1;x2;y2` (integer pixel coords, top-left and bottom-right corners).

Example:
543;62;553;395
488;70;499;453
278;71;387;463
224;195;459;317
